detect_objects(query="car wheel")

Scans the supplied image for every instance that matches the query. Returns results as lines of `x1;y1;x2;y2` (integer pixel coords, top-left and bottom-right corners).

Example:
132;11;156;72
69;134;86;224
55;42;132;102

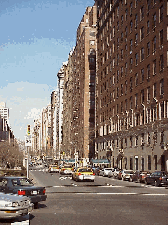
154;180;160;187
129;177;133;182
145;179;149;185
34;202;38;209
137;178;140;183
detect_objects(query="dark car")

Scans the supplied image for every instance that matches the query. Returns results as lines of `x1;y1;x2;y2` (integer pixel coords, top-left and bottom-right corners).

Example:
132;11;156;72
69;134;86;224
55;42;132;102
145;171;168;187
0;176;47;208
129;171;141;182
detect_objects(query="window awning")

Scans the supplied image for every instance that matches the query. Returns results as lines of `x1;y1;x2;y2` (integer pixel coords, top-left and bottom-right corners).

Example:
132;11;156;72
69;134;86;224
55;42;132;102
90;159;110;164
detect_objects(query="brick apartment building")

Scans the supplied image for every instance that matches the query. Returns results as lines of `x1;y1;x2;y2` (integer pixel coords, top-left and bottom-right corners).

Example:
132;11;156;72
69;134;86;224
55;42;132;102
62;5;97;164
95;0;168;171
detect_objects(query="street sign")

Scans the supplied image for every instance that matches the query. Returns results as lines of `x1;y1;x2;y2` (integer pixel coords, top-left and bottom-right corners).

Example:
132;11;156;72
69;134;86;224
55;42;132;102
25;135;32;146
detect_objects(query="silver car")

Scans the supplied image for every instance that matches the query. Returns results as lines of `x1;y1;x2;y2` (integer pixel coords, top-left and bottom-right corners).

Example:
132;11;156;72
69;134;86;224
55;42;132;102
0;192;33;219
99;168;113;177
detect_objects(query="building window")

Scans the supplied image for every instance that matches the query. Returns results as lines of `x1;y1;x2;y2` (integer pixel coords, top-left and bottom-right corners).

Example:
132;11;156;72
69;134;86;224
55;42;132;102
147;42;150;56
135;93;138;108
147;132;151;145
130;2;133;15
141;68;144;82
130;158;133;170
130;20;133;33
125;9;128;21
117;21;119;31
153;13;156;29
160;79;164;97
135;14;138;28
121;101;123;113
153;60;156;75
147;64;150;80
140;27;144;41
135;73;138;86
159;30;163;47
125;80;127;94
159;55;164;71
147;0;150;11
148;155;151;170
135;53;138;66
141;89;144;103
130;39;133;54
130;136;132;147
125;62;127;75
141;133;144;146
152;36;156;53
154;155;157;170
130;58;133;70
140;6;144;20
135;136;138;146
147;21;150;34
121;67;123;77
125;99;128;111
130;77;133;92
130;96;133;109
147;86;150;102
159;5;163;22
125;26;128;38
153;83;157;98
121;84;123;96
135;33;138;45
140;47;144;61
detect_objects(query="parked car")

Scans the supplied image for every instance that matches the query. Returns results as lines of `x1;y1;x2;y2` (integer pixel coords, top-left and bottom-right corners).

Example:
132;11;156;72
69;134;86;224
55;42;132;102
99;168;113;177
145;171;168;187
72;167;95;182
139;171;151;183
129;171;141;182
0;192;33;219
48;165;59;173
119;169;134;181
60;165;73;175
108;168;120;178
0;176;47;209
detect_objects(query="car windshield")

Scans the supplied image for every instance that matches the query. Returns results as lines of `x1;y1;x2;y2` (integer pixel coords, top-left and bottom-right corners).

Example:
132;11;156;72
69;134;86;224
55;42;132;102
78;168;92;172
63;165;72;168
126;171;134;174
12;178;34;186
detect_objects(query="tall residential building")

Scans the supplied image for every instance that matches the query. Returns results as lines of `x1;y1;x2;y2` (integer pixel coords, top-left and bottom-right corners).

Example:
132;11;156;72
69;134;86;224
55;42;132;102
50;90;59;158
57;63;67;159
95;0;168;171
0;102;9;122
62;5;97;164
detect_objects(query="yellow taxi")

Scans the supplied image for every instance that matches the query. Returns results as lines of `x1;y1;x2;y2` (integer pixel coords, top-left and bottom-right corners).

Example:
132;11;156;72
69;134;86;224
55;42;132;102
60;165;73;175
72;167;95;182
48;164;60;173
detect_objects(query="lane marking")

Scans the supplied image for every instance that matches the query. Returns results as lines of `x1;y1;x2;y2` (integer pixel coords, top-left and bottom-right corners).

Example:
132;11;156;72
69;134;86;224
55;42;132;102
76;193;168;196
76;193;137;195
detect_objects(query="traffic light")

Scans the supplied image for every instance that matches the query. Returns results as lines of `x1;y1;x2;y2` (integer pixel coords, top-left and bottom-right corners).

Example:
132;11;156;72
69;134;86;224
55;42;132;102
27;125;31;135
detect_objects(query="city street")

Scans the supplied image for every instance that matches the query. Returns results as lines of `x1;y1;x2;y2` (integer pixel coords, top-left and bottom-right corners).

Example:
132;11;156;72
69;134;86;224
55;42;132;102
2;169;168;225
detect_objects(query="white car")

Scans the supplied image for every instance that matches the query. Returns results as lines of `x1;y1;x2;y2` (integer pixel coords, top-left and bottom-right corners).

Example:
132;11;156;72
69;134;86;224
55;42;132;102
108;168;120;178
99;168;113;177
0;192;33;219
121;169;134;181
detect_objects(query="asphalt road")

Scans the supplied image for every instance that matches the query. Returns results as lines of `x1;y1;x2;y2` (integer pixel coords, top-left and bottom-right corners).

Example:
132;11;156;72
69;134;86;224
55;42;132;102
2;169;168;225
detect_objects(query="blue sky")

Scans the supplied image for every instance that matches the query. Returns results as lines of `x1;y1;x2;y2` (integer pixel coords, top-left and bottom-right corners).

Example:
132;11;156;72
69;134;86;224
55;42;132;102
0;0;95;140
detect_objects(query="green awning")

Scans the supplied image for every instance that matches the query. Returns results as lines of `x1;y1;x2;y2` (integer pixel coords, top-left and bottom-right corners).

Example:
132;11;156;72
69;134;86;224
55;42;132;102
91;159;110;164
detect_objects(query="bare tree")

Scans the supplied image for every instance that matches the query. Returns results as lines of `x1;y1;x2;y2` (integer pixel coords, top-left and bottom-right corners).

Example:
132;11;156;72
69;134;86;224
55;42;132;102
0;140;23;168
